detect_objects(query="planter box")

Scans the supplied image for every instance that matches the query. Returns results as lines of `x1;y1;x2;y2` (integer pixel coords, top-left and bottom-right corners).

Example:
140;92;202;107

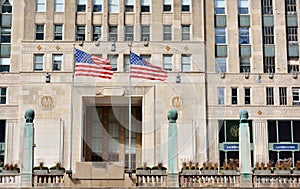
221;170;239;175
34;170;48;175
2;170;19;174
292;170;300;175
181;170;200;175
136;170;151;175
151;170;166;175
273;170;291;175
254;170;272;175
49;169;64;175
201;170;218;175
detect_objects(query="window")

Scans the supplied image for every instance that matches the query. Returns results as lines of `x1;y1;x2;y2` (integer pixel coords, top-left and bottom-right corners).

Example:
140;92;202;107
0;88;6;104
53;54;62;71
263;56;275;73
240;57;250;73
293;88;300;105
238;0;248;14
93;0;103;12
125;0;134;12
163;25;172;41
54;25;63;40
181;55;190;72
215;57;226;73
215;28;226;44
36;0;46;12
0;44;10;58
218;87;225;105
215;0;225;14
34;54;43;71
266;87;274;105
163;0;172;12
93;26;102;41
262;0;273;14
35;25;44;40
109;26;118;41
141;0;150;12
286;0;297;14
124;55;130;72
1;14;12;27
2;0;12;13
108;55;118;71
288;64;299;73
182;25;190;40
76;25;85;41
55;0;64;12
231;88;238;105
163;55;172;71
77;0;86;12
287;27;298;42
181;0;190;12
109;0;119;13
244;88;251;104
279;87;287;105
239;28;250;44
125;26;134;41
141;25;150;41
263;27;274;44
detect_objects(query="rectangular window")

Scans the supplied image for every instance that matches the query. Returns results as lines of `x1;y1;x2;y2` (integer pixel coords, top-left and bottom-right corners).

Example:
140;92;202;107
77;0;86;12
1;27;10;44
55;0;64;12
244;88;251;104
53;54;62;71
287;27;298;42
76;25;85;41
231;88;238;105
215;28;226;44
108;55;118;71
35;25;44;40
279;87;287;105
293;88;300;105
36;0;46;12
0;88;6;104
2;1;12;13
239;28;250;44
215;0;225;14
124;55;130;72
181;0;190;12
109;26;118;41
286;0;297;14
54;25;63;40
263;56;275;73
240;57;250;73
34;54;43;71
182;25;190;40
1;14;12;27
125;26;134;41
288;64;299;73
238;0;248;14
93;0;103;12
262;0;273;14
109;0;119;13
181;55;190;72
125;0;134;12
93;26;102;41
141;0;150;12
163;25;172;41
218;87;225;105
163;55;172;71
266;87;274;105
163;0;172;12
141;25;150;41
263;27;274;44
0;44;10;58
215;57;226;73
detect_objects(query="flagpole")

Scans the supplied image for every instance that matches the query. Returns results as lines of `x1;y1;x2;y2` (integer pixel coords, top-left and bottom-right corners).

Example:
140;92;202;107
128;40;133;171
67;44;76;175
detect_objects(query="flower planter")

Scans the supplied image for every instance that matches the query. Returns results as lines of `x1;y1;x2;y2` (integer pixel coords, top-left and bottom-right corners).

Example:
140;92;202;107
221;170;239;175
292;170;300;175
201;170;218;175
273;170;291;175
254;170;272;175
49;169;64;175
136;169;151;175
151;170;166;175
2;170;19;174
181;170;200;175
34;170;48;175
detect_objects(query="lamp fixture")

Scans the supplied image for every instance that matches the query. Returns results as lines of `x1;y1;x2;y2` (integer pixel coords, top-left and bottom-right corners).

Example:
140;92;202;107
176;72;181;83
94;37;100;46
244;69;250;79
293;71;298;79
143;37;149;47
255;73;261;83
268;69;274;79
219;72;225;79
45;72;51;83
110;37;116;51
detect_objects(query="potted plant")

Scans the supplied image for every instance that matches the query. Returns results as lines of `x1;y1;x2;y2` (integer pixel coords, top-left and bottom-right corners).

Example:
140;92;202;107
49;162;65;175
2;163;19;174
181;161;199;175
201;161;217;175
33;162;49;175
151;163;167;175
254;161;272;175
222;159;239;175
136;162;151;175
292;160;300;174
274;158;291;174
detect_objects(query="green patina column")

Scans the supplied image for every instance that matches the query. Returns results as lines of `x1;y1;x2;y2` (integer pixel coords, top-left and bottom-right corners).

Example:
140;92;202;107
239;110;253;188
21;109;35;187
167;110;178;187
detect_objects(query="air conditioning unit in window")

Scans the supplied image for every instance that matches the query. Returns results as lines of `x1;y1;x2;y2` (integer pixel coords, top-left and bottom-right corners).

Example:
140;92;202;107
287;12;297;16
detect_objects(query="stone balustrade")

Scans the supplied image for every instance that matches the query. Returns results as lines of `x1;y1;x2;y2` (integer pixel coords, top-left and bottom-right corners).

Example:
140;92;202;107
136;170;167;186
33;170;64;186
0;172;20;186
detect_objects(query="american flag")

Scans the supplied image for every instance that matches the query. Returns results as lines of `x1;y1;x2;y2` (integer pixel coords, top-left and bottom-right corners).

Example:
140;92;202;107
75;48;113;79
130;51;167;81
